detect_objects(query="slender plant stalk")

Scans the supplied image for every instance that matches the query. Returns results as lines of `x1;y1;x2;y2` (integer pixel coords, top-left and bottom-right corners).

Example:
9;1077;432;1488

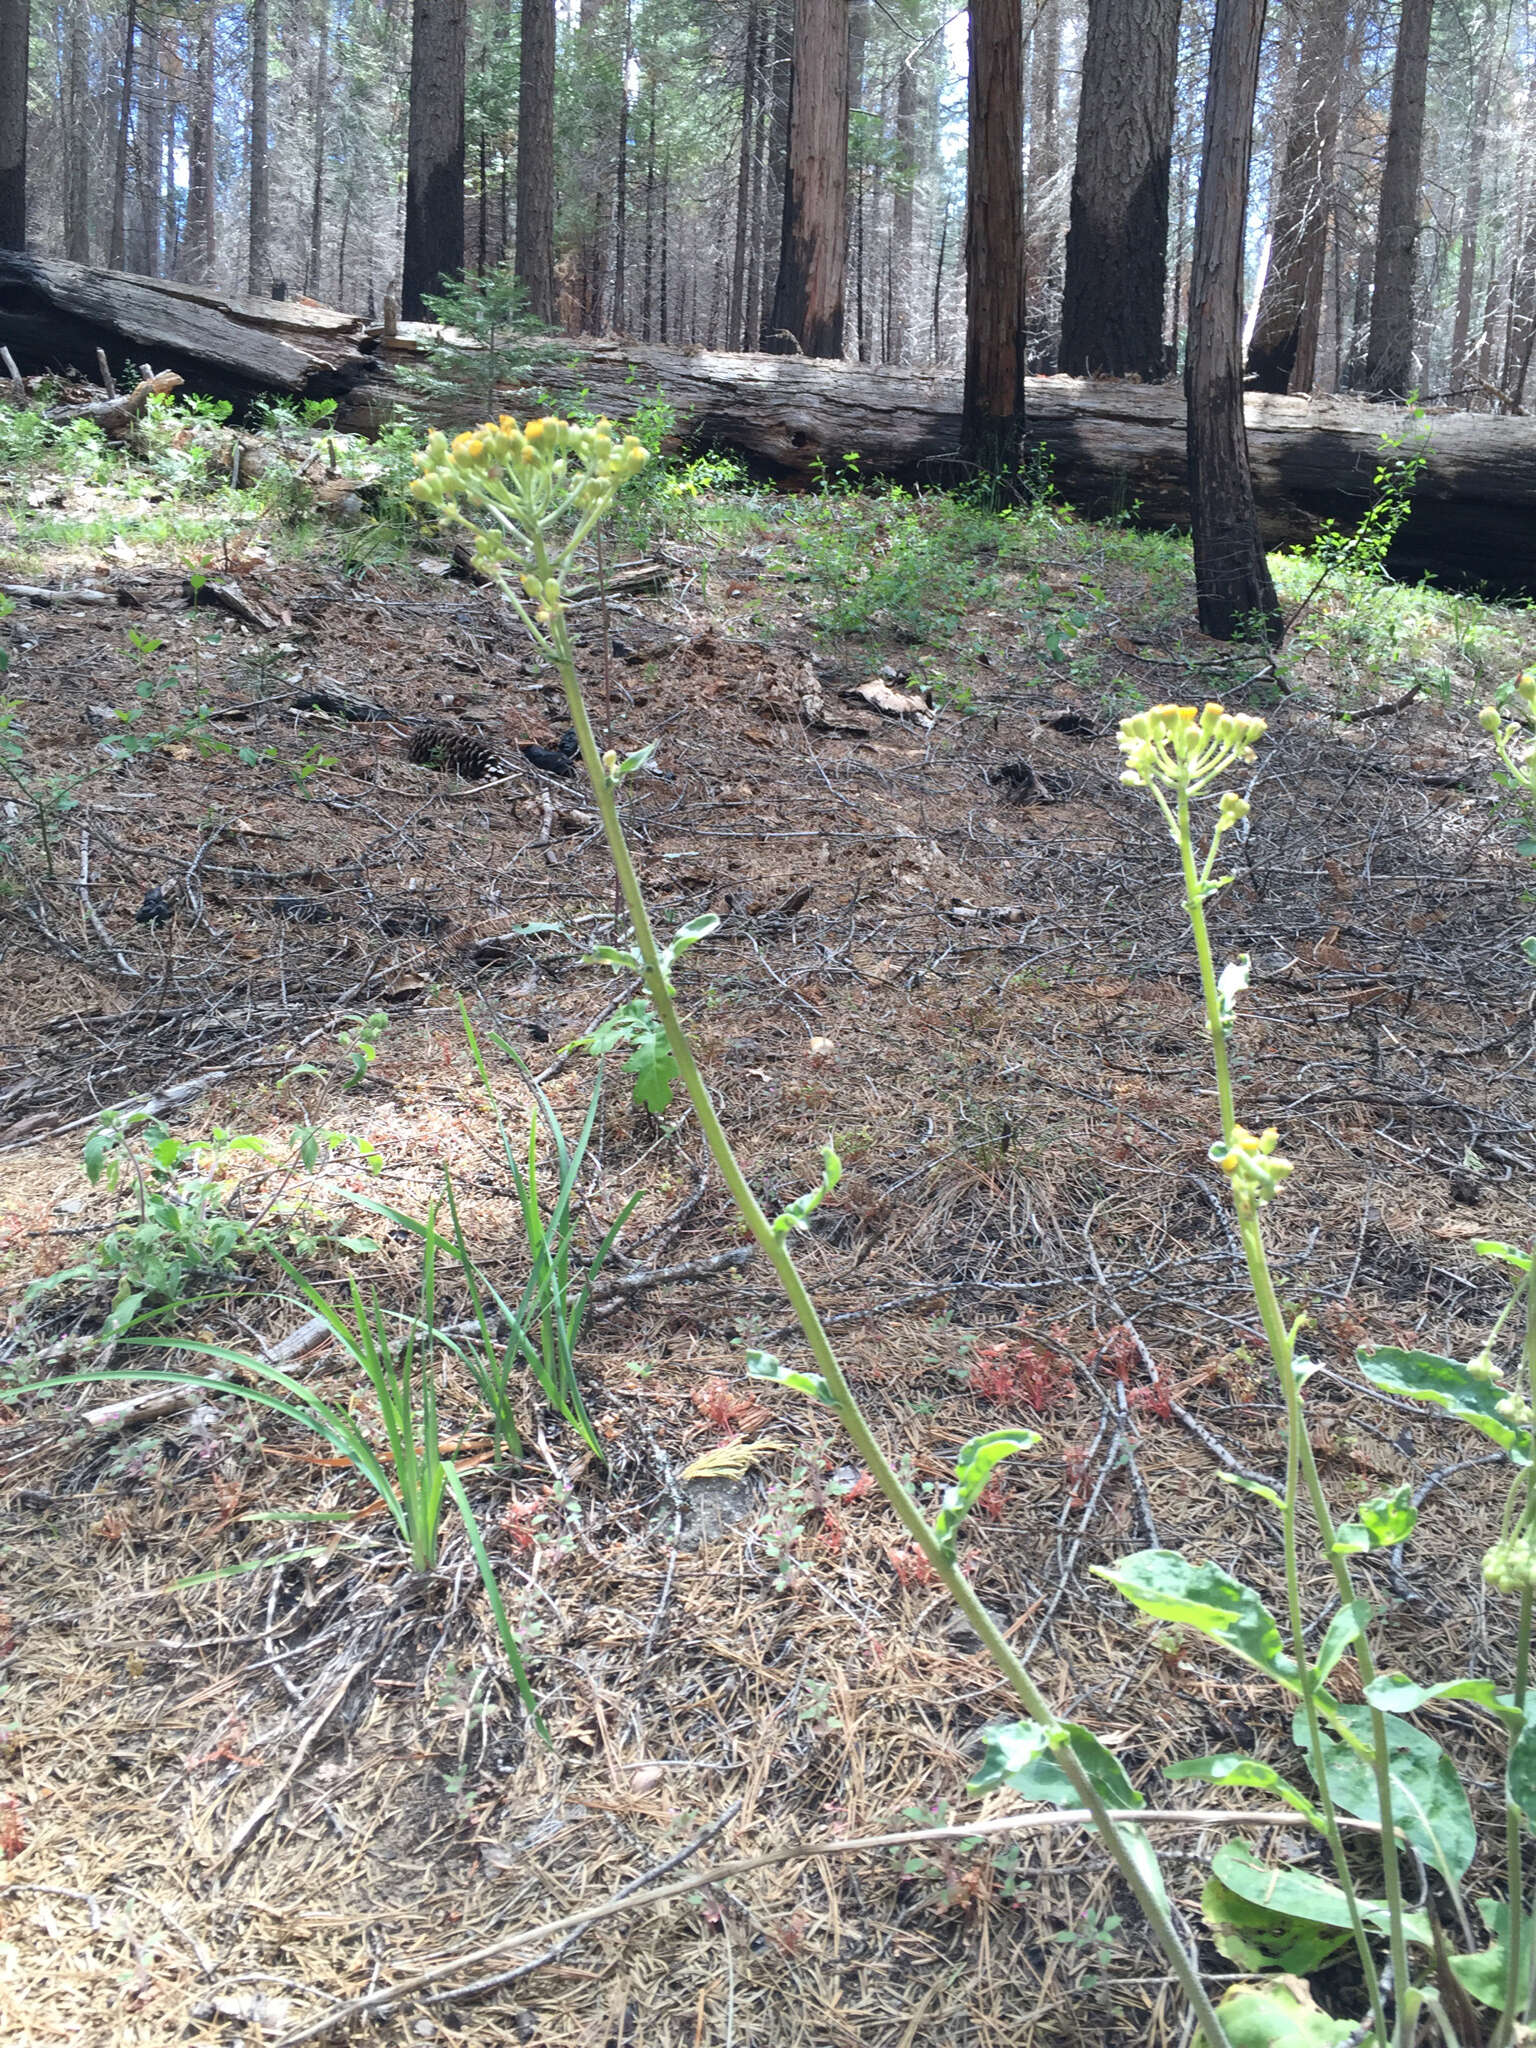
1172;782;1395;2046
522;539;1236;2048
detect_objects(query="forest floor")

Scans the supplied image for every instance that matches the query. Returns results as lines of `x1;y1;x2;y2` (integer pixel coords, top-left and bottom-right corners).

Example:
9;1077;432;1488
3;423;1536;2048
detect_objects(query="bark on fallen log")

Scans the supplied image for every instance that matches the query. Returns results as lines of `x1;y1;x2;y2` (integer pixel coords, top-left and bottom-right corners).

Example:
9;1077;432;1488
0;253;380;405
469;341;1533;592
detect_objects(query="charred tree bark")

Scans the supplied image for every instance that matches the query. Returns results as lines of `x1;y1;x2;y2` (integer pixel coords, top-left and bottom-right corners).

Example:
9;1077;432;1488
402;0;467;319
1364;0;1434;395
730;0;760;346
0;0;25;250
766;0;849;358
1059;0;1180;379
1245;0;1347;392
515;0;556;324
109;0;138;270
962;0;1026;475
1186;0;1282;640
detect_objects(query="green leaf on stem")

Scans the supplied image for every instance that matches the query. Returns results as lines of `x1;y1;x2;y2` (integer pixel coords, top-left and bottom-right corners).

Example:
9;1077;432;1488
1293;1705;1476;1886
970;1718;1168;1914
1219;1473;1283;1508
1094;1551;1299;1691
770;1142;842;1238
1361;1673;1520;1731
1211;1842;1430;1948
1507;1699;1536;1821
1331;1484;1416;1553
746;1349;835;1408
1449;1899;1534;2010
1198;1875;1351;1976
1165;1754;1323;1828
1356;1345;1532;1463
933;1428;1038;1558
1192;1974;1363;2047
1315;1600;1373;1684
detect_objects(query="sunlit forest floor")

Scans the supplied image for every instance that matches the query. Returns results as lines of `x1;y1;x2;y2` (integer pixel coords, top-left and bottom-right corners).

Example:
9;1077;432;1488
3;414;1536;2045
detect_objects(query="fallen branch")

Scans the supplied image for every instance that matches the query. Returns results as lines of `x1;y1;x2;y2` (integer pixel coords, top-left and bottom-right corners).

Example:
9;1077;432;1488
46;368;183;439
81;1314;334;1430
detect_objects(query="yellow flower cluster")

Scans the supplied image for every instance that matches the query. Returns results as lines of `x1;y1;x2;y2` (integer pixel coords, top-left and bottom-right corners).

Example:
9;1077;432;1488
1117;702;1267;797
1209;1123;1292;1205
409;414;648;508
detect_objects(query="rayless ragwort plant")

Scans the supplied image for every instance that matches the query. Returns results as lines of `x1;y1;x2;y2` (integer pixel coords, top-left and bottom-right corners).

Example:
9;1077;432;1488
420;414;1536;2043
412;416;1238;2045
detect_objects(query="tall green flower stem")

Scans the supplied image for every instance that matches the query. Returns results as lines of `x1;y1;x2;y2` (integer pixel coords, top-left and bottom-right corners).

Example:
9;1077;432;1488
1501;1266;1536;2047
413;421;1236;2048
1124;706;1407;2045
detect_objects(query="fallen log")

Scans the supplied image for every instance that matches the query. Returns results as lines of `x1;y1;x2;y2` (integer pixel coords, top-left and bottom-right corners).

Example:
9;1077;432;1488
4;259;1532;590
467;341;1534;593
0;252;380;405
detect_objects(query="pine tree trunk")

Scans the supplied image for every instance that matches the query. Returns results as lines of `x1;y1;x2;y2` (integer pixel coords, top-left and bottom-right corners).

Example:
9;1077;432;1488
757;0;794;343
1363;0;1434;395
305;1;330;298
642;75;656;339
612;10;631;332
248;0;270;292
134;14;160;274
64;0;89;262
163;81;180;280
1245;0;1346;391
1186;0;1282;640
766;0;848;357
847;0;867;358
183;10;216;284
744;4;771;348
515;0;555;323
402;0;465;318
1449;52;1492;392
887;49;915;363
1025;0;1061;365
0;0;25;249
729;0;759;346
110;0;138;269
1059;0;1180;378
659;146;669;341
962;0;1026;473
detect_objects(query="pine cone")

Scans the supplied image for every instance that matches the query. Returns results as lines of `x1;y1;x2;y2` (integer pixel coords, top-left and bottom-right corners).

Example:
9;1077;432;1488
406;724;496;779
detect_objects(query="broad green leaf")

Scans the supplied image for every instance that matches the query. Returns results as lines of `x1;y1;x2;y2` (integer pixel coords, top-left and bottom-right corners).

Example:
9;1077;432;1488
1094;1551;1298;1690
1212;1842;1430;1950
1449;1900;1533;2010
668;912;720;955
1315;1600;1372;1684
1199;1875;1350;1976
1294;1705;1475;1886
1362;1673;1520;1731
1332;1485;1416;1554
1194;1975;1360;2048
1356;1345;1531;1463
933;1429;1038;1557
1166;1754;1322;1829
970;1719;1168;1914
746;1349;836;1408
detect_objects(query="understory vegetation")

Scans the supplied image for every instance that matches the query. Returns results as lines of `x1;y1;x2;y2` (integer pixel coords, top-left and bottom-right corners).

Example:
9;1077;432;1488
3;394;1536;2047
